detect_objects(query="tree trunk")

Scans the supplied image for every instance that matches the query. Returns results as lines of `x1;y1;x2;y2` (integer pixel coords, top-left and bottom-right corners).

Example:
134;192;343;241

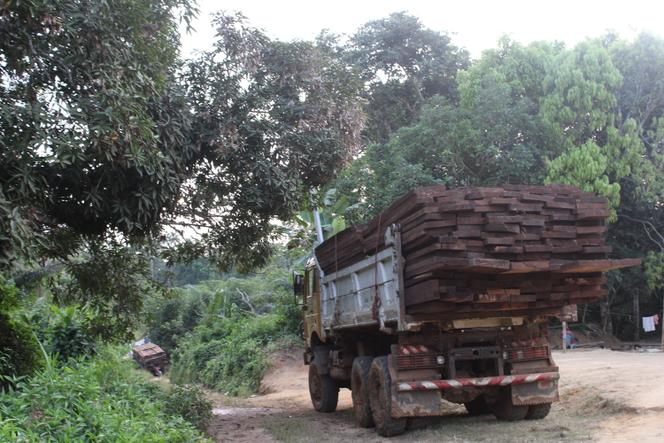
600;298;613;337
633;291;640;342
581;303;588;325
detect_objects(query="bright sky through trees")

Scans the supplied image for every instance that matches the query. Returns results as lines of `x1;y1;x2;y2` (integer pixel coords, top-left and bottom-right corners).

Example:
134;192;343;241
182;0;664;58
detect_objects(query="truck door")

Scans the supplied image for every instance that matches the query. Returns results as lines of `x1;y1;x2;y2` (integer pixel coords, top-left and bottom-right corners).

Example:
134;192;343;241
303;267;322;347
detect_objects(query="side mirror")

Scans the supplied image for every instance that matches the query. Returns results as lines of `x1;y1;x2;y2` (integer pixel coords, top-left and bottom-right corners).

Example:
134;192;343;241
293;273;304;296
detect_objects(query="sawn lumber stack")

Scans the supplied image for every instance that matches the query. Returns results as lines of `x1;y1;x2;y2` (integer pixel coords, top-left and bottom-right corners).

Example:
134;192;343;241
314;185;641;319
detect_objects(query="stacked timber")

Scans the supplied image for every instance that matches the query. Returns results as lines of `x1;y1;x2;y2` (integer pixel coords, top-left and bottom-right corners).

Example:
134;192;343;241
314;185;641;319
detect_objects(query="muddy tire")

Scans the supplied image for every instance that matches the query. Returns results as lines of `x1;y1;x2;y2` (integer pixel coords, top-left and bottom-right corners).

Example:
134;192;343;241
308;363;338;413
368;356;407;437
492;389;529;421
525;403;552;420
351;356;375;428
464;395;491;416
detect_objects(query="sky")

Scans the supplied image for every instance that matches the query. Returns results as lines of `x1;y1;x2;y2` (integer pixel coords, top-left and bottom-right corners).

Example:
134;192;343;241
180;0;664;58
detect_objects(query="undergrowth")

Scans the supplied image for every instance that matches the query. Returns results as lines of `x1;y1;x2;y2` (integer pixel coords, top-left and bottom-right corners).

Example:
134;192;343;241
169;307;300;396
0;346;211;442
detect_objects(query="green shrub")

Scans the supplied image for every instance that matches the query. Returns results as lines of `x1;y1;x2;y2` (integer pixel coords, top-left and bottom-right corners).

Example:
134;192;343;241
201;337;268;396
163;384;213;431
0;279;43;389
0;347;210;442
170;308;299;396
152;248;302;396
145;289;206;354
46;305;97;361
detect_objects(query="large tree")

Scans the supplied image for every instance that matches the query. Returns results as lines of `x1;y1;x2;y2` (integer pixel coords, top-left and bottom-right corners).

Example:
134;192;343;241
345;12;469;143
169;13;364;270
0;0;198;267
336;39;562;222
0;5;363;271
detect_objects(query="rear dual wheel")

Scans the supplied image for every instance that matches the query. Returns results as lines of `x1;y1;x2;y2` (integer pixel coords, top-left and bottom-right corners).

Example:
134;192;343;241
492;388;552;421
368;356;407;437
526;403;552;420
492;389;529;421
464;395;491;416
351;356;375;428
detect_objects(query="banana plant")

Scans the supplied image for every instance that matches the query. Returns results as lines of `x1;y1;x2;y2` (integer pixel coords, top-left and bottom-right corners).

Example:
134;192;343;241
288;188;350;251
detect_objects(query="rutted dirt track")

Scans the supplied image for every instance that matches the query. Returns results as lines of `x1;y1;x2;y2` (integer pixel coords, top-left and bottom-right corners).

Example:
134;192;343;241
206;348;664;442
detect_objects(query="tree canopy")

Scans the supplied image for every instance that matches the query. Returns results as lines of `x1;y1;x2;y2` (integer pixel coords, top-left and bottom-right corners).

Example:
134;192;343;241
0;4;364;273
343;12;470;143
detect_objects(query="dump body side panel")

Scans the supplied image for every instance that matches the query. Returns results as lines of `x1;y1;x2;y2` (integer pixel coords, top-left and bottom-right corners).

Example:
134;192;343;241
319;244;400;335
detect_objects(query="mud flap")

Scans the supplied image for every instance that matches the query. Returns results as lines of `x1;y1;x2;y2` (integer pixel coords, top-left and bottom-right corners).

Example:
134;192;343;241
391;387;445;418
511;379;559;406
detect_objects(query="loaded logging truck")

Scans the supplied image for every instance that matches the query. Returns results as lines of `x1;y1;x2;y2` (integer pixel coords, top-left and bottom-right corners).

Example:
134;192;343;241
294;186;639;437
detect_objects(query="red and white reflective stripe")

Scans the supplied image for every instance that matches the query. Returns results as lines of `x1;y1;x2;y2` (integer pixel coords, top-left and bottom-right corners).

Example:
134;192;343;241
397;372;559;392
399;345;430;355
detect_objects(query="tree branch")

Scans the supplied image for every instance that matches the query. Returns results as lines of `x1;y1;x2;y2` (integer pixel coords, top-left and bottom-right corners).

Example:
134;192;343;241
618;213;664;251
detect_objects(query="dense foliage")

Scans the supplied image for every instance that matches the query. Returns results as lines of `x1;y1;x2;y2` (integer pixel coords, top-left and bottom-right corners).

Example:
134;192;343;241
1;1;364;342
0;347;210;442
169;309;299;396
163;384;213;432
0;0;197;266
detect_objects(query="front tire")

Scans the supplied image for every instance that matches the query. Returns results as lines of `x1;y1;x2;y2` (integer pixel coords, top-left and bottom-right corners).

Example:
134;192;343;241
368;356;407;437
308;363;339;412
351;356;375;428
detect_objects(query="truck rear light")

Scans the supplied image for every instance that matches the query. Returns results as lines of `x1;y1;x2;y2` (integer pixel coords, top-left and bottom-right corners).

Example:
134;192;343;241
507;346;549;362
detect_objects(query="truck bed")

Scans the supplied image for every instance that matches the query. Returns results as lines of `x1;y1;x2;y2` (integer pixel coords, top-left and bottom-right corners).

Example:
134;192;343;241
314;185;640;332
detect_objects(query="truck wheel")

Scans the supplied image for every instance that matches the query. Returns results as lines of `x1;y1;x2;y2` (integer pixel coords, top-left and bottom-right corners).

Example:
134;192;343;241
464;395;491;416
308;363;338;413
525;403;552;420
492;389;528;421
368;356;407;437
351;356;375;428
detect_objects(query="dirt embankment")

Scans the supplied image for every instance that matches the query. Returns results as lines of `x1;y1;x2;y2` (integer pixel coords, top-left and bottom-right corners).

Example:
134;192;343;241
206;347;664;442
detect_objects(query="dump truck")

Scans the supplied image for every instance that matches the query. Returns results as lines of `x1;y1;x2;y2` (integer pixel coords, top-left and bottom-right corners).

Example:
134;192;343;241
296;185;640;437
132;342;168;376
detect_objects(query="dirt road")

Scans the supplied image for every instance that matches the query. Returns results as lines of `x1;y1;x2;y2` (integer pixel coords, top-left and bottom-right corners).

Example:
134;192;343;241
206;348;664;442
555;349;664;442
